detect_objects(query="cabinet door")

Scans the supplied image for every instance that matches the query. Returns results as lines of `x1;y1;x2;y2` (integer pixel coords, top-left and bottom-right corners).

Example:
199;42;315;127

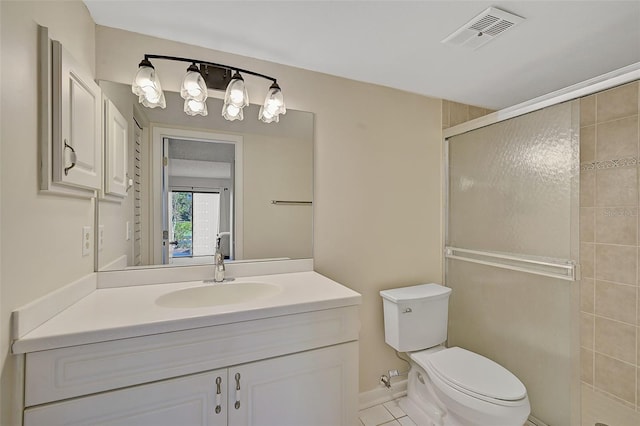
228;342;359;426
51;40;102;190
104;98;128;197
24;370;228;426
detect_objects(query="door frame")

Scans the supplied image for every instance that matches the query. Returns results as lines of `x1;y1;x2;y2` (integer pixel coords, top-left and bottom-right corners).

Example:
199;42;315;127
151;127;243;265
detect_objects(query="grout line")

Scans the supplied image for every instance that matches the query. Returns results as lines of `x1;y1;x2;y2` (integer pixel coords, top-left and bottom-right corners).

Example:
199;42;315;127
591;349;638;368
588;278;639;287
592;112;640;127
589;382;637;410
586;312;638;328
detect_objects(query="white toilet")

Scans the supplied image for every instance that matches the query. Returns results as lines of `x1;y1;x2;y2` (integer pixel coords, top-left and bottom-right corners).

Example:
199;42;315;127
380;284;530;426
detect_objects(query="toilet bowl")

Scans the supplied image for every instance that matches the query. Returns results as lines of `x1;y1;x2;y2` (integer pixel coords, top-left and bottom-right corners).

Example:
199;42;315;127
380;284;530;426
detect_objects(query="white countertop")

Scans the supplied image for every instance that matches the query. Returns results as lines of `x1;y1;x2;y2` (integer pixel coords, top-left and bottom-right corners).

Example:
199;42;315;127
12;271;361;354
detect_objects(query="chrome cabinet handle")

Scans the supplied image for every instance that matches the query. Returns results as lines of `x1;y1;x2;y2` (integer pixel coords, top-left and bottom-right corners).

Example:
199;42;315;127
214;376;222;414
234;372;241;409
63;140;76;176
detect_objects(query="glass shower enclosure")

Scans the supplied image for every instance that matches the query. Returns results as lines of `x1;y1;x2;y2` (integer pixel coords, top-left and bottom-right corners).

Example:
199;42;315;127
444;101;580;426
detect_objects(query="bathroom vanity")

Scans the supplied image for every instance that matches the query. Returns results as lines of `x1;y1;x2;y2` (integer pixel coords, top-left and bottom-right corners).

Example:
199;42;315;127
12;270;361;426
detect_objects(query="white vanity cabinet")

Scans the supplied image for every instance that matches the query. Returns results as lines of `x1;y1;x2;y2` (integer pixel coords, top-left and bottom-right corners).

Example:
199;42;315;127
22;306;359;426
24;343;357;426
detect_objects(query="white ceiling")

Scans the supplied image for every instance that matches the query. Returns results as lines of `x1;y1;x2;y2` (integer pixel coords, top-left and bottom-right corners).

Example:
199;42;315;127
84;0;640;109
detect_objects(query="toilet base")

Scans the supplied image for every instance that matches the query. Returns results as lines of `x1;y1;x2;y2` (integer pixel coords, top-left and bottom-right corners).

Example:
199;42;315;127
397;396;442;426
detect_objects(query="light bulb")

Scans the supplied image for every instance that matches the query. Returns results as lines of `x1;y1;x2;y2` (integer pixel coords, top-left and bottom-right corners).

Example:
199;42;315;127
142;87;160;102
226;105;240;116
224;72;249;107
230;87;245;105
222;103;243;121
181;64;207;102
184;98;207;116
140;91;166;109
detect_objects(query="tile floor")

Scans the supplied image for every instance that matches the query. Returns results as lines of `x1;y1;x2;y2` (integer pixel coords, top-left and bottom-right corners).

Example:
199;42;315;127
358;399;418;426
359;400;535;426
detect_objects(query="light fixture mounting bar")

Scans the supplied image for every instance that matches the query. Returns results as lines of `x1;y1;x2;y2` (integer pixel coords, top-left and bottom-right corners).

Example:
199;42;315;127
143;54;278;84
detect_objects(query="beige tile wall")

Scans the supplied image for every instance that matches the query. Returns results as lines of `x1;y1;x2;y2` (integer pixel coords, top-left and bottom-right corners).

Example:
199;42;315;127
580;81;640;419
442;100;494;129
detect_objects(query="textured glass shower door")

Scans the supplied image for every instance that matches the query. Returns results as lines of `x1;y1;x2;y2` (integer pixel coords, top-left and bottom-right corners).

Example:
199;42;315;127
445;101;579;426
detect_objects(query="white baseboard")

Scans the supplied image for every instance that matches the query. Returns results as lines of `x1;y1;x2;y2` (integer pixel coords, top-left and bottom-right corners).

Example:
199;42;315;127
527;415;549;426
359;379;408;410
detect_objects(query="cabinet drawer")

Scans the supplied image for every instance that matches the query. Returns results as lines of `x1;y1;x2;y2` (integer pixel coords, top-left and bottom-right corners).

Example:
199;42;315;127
25;306;359;406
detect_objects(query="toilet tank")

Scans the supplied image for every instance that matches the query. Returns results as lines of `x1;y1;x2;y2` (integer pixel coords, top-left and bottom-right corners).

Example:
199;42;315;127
380;284;452;352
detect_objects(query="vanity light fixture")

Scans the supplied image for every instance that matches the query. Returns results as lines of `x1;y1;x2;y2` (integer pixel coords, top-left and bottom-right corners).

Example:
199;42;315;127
132;54;286;123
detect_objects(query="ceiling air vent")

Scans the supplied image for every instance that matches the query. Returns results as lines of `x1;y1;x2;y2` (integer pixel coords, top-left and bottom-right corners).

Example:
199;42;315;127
442;7;524;49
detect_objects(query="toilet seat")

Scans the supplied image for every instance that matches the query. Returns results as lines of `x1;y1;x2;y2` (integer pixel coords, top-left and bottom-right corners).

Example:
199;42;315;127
411;347;527;406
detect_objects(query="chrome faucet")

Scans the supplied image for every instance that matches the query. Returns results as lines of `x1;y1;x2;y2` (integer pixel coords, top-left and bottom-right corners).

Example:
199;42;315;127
213;232;230;282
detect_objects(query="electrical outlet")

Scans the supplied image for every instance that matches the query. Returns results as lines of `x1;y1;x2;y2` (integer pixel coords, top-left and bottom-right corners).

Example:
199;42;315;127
82;226;91;256
126;221;131;241
98;225;104;252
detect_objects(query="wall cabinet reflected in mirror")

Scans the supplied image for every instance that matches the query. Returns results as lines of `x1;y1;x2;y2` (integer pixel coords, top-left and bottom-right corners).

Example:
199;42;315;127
97;81;313;271
102;98;129;199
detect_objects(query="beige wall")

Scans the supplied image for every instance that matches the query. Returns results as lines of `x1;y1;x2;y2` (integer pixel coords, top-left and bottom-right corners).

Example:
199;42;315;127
0;1;96;424
95;25;443;393
243;133;313;260
579;81;640;424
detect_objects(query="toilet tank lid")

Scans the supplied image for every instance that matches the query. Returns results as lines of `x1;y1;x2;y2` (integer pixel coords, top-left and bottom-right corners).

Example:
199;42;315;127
380;284;451;303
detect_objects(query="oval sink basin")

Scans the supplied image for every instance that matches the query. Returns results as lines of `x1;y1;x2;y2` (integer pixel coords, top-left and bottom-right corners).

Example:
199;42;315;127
156;282;282;308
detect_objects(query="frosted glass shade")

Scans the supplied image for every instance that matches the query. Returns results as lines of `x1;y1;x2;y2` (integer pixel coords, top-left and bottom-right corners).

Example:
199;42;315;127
222;72;248;121
132;63;166;108
184;98;208;116
221;103;244;121
180;65;207;102
259;83;286;123
224;75;249;108
138;92;166;109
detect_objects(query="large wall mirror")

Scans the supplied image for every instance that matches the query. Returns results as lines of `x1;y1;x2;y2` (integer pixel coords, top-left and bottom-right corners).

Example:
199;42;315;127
97;81;313;271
